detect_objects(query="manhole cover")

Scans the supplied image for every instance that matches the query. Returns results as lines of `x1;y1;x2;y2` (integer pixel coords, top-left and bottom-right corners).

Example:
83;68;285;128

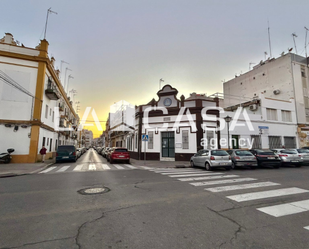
78;187;110;195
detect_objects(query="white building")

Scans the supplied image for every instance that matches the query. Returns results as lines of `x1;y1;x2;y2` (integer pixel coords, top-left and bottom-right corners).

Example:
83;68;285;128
0;33;79;163
126;85;220;161
223;53;309;147
218;94;298;150
84;129;93;147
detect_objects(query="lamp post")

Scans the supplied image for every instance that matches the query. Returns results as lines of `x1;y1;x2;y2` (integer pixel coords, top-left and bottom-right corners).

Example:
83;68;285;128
224;115;232;149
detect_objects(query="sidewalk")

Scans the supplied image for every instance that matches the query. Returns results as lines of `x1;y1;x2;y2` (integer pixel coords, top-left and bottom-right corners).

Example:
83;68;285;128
130;158;191;168
0;159;55;178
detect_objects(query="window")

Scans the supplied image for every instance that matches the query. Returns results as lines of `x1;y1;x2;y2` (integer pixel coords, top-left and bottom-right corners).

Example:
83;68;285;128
266;108;277;121
281;110;292;122
250;135;261;149
50;108;52;116
45;105;48;119
52;111;54;122
47;138;49;146
148;131;154;149
284;136;296;148
135;134;138;149
182;130;189;149
268;136;282;149
42;137;46;147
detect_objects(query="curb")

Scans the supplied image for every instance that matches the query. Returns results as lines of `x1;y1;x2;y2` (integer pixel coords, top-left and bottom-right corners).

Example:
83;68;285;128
0;162;55;178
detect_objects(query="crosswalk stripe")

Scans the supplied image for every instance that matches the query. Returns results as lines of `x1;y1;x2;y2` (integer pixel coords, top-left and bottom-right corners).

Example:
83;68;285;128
101;164;110;170
170;173;232;178
151;169;197;172
57;166;70;172
227;187;309;202
304;226;309;231
205;182;280;193
179;173;226;181
160;171;208;175
39;166;57;173
188;175;240;184
89;164;96;171
140;166;152;170
113;164;124;169
257;199;309;217
188;177;256;186
124;164;137;169
73;165;84;171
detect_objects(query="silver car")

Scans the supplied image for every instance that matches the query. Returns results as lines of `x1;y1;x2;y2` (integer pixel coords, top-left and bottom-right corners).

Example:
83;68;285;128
190;149;232;171
271;149;301;167
227;149;258;169
289;149;309;165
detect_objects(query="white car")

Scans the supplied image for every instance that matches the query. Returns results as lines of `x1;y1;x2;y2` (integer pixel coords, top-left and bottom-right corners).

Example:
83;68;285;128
289;149;309;165
271;149;301;167
190;149;232;171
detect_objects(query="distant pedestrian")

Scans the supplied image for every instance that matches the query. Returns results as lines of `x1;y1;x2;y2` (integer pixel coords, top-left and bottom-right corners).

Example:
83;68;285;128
40;146;47;162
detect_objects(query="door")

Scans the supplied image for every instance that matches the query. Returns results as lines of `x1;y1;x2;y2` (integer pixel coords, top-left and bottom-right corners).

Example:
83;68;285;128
232;135;239;149
161;132;175;158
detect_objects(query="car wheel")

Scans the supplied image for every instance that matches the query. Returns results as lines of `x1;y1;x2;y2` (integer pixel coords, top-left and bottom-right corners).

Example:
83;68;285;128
4;157;10;164
205;162;212;171
190;160;195;168
295;164;301;168
231;162;236;169
127;160;130;164
225;167;231;171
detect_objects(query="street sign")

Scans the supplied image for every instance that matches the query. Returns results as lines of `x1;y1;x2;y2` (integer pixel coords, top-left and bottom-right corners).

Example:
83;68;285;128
142;135;149;142
258;126;269;129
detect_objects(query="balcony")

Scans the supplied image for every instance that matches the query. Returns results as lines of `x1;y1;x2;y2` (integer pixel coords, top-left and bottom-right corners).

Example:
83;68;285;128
45;78;60;100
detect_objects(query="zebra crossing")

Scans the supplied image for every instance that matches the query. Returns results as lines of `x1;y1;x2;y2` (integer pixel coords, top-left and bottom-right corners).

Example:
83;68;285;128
39;163;140;174
149;167;309;231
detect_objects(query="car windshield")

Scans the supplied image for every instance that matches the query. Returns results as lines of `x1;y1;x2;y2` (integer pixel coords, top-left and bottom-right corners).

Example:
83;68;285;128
281;150;297;154
258;151;275;155
297;149;309;153
211;150;228;156
115;148;128;152
57;146;75;152
235;151;253;156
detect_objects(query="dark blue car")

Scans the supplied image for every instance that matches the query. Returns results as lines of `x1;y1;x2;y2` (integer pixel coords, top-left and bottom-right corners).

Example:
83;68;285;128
56;145;77;163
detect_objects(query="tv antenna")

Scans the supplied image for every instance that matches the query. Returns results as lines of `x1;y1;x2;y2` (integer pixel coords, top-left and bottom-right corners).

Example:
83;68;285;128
267;20;272;58
292;33;298;54
305;27;309;66
44;8;58;40
249;62;256;70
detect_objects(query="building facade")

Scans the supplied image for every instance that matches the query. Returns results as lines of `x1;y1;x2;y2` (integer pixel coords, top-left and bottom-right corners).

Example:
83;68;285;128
0;33;79;163
223;53;309;147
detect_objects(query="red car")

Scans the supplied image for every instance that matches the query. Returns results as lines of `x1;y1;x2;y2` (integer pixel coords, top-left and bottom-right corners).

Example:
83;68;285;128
107;147;130;164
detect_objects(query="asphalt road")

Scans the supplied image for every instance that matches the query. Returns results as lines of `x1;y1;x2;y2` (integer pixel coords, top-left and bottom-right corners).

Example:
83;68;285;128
1;149;309;249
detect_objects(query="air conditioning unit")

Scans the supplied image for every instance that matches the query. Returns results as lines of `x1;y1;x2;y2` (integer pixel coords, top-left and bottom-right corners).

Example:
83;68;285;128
249;104;258;111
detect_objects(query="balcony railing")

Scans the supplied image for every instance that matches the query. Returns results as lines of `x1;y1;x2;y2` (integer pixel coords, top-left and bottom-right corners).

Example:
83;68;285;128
45;78;60;100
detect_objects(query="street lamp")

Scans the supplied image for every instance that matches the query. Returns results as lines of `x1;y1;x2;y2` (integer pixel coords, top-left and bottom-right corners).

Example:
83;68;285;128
224;115;232;149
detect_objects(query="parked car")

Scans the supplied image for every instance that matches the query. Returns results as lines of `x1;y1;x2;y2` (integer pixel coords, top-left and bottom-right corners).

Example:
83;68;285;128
96;147;102;154
107;147;130;164
249;149;281;168
227;149;258;169
56;145;77;163
190;149;232;171
102;147;110;158
76;148;82;158
271;149;301;167
289;149;309;165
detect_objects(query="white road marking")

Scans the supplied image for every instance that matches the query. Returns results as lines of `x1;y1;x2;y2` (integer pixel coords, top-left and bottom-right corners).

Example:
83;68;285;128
304;226;309;231
101;164;110;170
89;164;96;171
39;166;57;174
140;166;152;170
57;166;70;172
188;178;257;186
257;199;309;217
124;164;137;169
150;169;197;172
227;187;309;202
170;173;231;178
188;175;240;184
205;182;280;193
113;164;124;169
160;171;209;175
73;165;84;171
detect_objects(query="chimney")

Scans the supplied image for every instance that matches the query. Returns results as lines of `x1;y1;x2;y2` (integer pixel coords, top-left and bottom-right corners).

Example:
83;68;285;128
51;57;55;67
4;33;14;44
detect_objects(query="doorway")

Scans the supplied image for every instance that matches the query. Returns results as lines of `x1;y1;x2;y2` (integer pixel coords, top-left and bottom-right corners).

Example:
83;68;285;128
161;132;175;158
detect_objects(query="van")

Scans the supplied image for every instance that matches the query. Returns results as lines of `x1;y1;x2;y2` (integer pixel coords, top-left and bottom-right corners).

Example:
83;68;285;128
56;145;77;163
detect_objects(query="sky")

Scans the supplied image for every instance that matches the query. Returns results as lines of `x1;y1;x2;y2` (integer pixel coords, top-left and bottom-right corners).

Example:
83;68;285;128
2;0;309;137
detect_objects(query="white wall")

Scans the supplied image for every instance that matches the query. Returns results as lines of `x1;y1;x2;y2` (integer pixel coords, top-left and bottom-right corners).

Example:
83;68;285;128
0;125;30;154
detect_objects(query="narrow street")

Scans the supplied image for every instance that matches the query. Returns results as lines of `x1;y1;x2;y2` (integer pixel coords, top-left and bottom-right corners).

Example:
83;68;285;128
1;149;309;249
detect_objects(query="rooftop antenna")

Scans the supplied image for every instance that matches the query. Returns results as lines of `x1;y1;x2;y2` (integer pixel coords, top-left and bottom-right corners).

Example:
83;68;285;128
305;27;309;66
292;33;298;54
268;20;272;58
159;78;164;90
44;7;58;40
60;60;69;83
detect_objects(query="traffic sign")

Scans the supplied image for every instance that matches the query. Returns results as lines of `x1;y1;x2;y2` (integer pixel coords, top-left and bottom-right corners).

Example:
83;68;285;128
142;135;149;141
